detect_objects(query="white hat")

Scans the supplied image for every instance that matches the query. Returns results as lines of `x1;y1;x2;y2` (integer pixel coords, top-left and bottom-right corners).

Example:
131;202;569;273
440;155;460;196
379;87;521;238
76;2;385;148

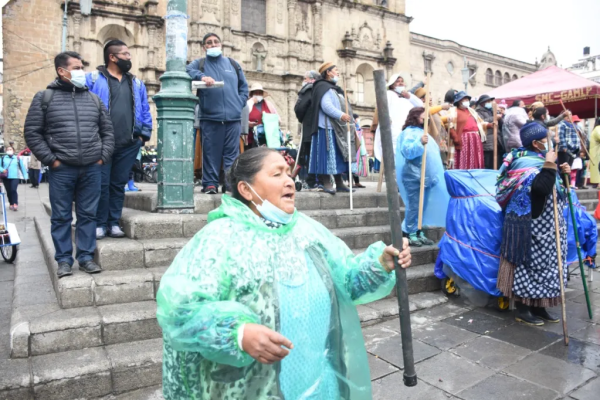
249;83;267;95
386;73;402;88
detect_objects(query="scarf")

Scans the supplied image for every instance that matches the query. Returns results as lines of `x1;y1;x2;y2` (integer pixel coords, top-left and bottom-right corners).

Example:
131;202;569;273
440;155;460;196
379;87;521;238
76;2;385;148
496;148;564;266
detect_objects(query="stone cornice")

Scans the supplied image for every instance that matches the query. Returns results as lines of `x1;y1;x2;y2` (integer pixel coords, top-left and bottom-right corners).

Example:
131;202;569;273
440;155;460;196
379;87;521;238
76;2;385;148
320;0;413;23
410;33;536;73
65;1;164;27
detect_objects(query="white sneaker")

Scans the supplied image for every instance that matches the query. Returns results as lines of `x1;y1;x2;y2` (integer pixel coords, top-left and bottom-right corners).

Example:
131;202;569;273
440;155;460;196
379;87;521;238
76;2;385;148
96;227;106;240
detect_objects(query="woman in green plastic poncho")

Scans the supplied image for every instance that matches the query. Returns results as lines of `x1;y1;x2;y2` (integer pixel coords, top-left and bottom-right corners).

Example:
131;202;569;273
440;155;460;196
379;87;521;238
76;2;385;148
156;147;412;400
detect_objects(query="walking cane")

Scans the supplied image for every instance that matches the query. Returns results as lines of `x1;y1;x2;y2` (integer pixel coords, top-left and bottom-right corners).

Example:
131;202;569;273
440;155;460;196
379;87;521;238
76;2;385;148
373;69;417;387
552;184;570;346
564;177;594;319
342;75;354;211
418;73;432;230
492;101;499;170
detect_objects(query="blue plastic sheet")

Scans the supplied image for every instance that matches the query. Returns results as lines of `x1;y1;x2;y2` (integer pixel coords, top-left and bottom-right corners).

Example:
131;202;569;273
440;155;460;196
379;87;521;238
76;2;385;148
438;170;503;297
565;191;598;267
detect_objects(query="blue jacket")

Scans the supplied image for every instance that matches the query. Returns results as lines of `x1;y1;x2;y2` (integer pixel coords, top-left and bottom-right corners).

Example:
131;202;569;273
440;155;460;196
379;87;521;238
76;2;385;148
186;55;248;122
85;67;152;144
0;155;27;180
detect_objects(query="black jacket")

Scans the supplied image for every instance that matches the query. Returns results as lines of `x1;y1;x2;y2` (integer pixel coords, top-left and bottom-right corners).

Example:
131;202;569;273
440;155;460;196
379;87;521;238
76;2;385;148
24;79;115;167
308;79;345;136
294;83;316;143
476;106;504;153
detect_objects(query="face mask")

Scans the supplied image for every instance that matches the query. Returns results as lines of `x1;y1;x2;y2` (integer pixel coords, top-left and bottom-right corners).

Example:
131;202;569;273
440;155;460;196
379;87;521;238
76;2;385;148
535;140;549;154
302;81;309;87
394;86;406;94
484;103;493;109
246;183;295;225
254;95;263;103
331;76;339;84
63;69;86;88
207;47;222;57
461;100;470;108
114;58;132;73
6;151;13;156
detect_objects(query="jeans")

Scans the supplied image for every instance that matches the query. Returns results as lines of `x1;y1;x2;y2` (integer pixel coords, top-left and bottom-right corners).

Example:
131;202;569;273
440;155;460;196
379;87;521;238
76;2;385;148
49;163;101;265
402;178;422;235
2;178;19;205
200;120;241;190
96;140;142;229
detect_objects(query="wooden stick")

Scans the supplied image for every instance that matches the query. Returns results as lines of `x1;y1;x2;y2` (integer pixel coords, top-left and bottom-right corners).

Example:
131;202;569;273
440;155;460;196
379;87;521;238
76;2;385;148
342;75;353;210
492;101;499;170
559;99;594;165
552;185;570;346
418;73;432;230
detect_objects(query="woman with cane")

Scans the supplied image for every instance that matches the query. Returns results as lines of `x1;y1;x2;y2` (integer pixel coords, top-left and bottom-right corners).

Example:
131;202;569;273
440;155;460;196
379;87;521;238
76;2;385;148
496;121;570;326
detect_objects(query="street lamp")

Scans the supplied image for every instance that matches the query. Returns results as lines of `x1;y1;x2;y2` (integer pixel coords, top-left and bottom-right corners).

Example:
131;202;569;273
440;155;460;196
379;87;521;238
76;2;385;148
153;0;197;213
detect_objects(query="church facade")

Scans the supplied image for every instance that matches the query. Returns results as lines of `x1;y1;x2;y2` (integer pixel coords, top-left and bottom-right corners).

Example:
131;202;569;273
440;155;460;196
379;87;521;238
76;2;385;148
3;0;537;148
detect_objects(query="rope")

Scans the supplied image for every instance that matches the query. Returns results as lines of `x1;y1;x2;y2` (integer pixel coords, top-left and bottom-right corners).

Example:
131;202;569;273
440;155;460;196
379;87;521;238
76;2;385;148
443;231;500;259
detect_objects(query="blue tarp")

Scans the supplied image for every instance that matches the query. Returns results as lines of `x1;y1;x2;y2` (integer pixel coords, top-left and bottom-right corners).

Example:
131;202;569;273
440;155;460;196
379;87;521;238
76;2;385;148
437;170;503;297
437;170;598;298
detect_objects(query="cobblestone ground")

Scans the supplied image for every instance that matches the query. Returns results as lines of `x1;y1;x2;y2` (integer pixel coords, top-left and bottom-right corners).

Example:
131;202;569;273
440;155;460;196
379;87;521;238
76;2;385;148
367;271;600;400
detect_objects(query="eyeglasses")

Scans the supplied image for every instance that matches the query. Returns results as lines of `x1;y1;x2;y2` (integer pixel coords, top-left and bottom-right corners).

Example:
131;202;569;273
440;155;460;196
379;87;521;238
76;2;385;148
112;52;131;57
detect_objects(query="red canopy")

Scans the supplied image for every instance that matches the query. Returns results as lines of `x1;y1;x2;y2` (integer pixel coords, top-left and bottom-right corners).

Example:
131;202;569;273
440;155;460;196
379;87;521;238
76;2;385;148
486;66;600;119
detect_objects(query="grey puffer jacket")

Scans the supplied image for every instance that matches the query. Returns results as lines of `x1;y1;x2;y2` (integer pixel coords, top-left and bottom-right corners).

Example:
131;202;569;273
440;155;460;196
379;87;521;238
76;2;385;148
24;79;115;167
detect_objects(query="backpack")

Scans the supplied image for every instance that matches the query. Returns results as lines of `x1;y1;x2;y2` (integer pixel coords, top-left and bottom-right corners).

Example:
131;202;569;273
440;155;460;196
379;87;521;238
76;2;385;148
195;57;243;97
41;89;101;121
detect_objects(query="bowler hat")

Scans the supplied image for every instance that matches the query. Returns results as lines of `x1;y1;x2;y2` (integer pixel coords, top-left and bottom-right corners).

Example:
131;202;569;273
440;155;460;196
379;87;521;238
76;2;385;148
477;94;495;106
453;91;471;105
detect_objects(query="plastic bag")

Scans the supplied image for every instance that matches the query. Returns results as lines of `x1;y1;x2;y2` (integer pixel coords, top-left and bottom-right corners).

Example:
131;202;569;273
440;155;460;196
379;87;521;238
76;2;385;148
263;112;282;148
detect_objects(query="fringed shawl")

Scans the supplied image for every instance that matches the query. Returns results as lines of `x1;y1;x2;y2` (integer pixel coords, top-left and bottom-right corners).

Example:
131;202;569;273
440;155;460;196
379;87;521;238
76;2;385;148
496;149;564;266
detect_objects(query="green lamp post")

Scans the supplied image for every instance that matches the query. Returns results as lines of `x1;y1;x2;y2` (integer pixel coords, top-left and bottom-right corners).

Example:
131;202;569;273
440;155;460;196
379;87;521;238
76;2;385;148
153;0;196;213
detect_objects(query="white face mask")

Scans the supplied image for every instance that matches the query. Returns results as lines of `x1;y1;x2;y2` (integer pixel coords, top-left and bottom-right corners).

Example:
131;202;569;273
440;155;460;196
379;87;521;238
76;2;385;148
245;183;295;225
254;95;263;103
62;68;86;88
6;151;13;156
394;86;406;94
461;100;470;108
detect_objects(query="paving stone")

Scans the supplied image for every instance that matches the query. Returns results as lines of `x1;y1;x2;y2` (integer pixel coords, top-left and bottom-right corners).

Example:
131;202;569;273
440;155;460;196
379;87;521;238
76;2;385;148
571;323;600;346
534;313;592;337
366;334;441;369
450;336;531;371
457;374;560;400
567;300;600;323
408;302;470;329
416;352;495;394
504;353;597;395
570;292;600;306
0;358;31;396
12;279;54;307
32;347;112;400
106;339;163;394
488;322;562;351
413;322;479;351
570;376;600;400
99;385;165;400
357;304;379;323
99;301;161;345
363;323;400;348
93;270;155;306
57;272;95;308
441;309;511;335
95;238;145;270
372;373;450;400
369;354;398;381
540;338;600;373
0;265;15;282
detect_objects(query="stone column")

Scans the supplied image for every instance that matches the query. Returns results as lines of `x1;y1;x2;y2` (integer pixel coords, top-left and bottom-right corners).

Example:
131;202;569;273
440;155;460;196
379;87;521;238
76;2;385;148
287;0;297;73
312;2;323;61
72;13;82;53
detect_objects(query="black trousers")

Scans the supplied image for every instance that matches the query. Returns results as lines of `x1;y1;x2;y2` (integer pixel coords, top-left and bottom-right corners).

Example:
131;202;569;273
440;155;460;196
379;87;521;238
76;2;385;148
29;168;40;187
557;151;574;167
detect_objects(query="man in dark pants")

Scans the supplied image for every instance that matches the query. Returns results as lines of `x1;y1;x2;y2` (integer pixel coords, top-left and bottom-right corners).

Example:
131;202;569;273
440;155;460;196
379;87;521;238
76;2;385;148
557;117;581;168
294;70;320;189
186;32;248;194
24;52;115;278
87;40;152;238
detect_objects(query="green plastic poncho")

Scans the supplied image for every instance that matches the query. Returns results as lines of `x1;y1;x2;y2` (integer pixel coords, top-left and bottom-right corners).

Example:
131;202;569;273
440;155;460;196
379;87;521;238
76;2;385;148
156;195;397;400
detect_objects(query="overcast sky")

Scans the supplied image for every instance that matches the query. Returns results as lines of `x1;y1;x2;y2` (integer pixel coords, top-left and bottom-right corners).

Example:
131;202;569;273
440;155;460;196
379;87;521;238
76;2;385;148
406;0;600;68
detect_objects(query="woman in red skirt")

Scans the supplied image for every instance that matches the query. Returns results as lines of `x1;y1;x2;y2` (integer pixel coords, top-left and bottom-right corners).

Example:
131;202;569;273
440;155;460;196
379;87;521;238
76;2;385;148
450;91;487;169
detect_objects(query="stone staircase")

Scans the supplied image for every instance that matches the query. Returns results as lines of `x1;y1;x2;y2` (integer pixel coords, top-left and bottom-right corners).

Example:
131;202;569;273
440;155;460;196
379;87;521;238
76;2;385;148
7;187;597;399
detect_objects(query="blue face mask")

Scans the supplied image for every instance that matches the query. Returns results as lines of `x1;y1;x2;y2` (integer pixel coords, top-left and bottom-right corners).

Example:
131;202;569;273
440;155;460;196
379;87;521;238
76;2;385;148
331;76;339;84
246;183;295;225
484;102;493;109
206;47;222;58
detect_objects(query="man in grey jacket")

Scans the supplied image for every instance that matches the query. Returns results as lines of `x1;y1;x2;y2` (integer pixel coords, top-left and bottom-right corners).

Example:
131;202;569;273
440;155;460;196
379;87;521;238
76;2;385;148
24;52;115;278
186;33;248;194
502;100;528;150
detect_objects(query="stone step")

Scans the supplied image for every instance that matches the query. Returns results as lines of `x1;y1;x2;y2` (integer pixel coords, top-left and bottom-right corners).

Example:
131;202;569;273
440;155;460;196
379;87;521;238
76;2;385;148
120;207;397;240
2;338;163;400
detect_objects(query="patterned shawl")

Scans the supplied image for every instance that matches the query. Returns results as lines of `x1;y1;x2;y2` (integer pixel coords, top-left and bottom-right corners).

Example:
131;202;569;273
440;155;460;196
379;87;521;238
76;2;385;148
496;148;564;266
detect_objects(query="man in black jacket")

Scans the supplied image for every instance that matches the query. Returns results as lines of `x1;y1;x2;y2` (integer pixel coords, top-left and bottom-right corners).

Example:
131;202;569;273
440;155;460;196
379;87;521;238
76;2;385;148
24;52;115;278
294;70;319;189
476;94;503;169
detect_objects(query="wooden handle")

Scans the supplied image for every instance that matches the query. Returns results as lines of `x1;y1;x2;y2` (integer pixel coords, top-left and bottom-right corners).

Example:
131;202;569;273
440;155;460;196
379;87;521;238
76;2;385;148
492;101;498;170
552;186;569;346
418;73;432;230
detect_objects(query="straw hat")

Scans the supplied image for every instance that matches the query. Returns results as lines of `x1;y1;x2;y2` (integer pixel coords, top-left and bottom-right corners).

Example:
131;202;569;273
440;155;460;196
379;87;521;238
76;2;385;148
318;62;335;74
249;82;268;96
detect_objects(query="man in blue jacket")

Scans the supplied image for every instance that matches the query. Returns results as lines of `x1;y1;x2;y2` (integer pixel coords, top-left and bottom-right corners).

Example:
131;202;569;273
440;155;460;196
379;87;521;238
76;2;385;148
186;33;249;194
87;40;153;239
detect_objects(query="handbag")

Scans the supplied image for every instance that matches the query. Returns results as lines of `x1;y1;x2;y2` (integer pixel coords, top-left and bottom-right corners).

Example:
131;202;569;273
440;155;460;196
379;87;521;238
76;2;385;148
0;158;14;179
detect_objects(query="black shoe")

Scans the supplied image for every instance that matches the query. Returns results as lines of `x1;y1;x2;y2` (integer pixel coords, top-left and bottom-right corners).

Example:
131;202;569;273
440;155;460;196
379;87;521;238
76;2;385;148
531;307;560;323
57;262;72;278
417;230;435;246
515;304;544;326
79;260;102;274
203;186;217;195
